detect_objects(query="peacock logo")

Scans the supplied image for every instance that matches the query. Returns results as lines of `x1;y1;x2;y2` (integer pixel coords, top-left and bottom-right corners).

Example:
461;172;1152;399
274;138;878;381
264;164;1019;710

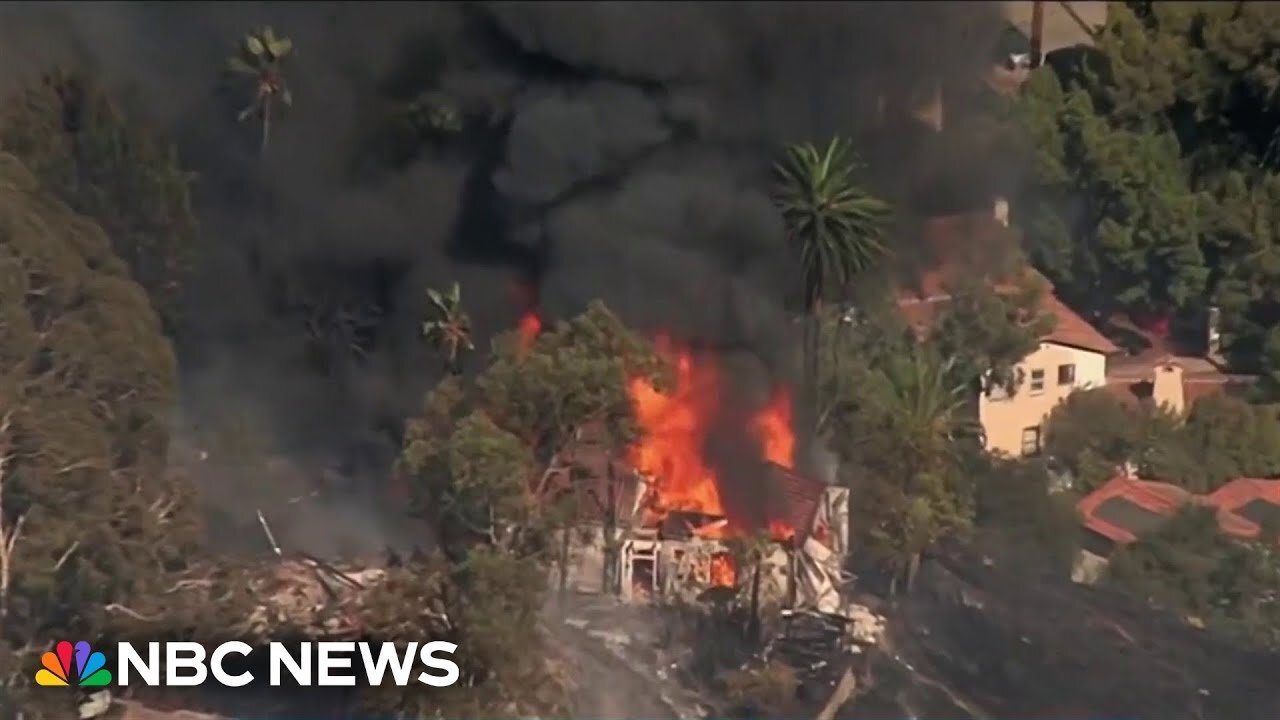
34;640;113;687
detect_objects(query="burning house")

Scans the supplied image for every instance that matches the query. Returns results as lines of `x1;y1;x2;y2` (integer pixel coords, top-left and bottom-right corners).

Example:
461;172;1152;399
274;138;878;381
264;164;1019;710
545;340;851;613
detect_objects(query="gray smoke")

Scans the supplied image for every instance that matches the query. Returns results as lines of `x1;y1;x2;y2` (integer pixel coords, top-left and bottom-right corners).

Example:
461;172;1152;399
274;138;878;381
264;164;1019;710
0;1;1011;553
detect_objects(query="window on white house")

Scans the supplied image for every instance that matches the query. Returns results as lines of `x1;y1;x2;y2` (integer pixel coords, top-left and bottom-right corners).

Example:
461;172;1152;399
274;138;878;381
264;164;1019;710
1029;368;1045;395
1058;364;1075;386
1021;426;1042;457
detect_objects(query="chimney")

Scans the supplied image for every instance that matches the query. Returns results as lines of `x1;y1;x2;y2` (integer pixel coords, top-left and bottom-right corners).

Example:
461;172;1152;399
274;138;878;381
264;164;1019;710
1151;361;1185;416
1030;0;1045;67
993;196;1010;227
1206;305;1223;363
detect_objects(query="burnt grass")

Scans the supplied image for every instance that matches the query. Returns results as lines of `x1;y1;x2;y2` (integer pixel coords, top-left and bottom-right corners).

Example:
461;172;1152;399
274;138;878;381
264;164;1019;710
691;544;1280;720
856;548;1280;720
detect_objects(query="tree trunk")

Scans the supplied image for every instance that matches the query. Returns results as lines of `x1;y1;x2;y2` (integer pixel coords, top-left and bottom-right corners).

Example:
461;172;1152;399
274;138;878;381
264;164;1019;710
800;300;823;476
906;552;921;594
261;100;272;153
559;523;571;598
747;558;762;642
602;457;619;595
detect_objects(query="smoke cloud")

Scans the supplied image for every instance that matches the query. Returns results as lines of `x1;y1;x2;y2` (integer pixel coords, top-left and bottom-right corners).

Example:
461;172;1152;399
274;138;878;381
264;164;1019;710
0;1;1011;553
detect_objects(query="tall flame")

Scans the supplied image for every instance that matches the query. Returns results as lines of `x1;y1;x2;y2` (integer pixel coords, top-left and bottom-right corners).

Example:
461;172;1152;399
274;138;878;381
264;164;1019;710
626;338;797;541
517;311;542;352
627;340;724;516
752;387;794;470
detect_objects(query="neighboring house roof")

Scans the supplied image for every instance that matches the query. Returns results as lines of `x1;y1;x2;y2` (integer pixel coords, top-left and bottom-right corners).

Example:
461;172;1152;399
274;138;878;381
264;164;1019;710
1001;1;1107;55
895;212;1118;355
1104;356;1255;411
1103;372;1254;411
1077;474;1190;544
1101;312;1255;409
1205;478;1280;538
1077;473;1280;546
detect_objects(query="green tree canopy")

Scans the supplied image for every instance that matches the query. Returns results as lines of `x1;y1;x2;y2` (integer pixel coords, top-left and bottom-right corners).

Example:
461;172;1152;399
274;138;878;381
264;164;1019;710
385;301;665;716
822;330;977;592
1043;388;1156;491
931;274;1054;392
0;70;198;335
1045;388;1280;493
971;455;1081;575
1106;504;1280;651
0;153;201;718
1019;3;1280;375
1018;67;1208;318
1180;394;1280;489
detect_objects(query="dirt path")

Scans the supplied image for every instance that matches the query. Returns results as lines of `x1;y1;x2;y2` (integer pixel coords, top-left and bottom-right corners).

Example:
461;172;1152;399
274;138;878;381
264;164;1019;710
558;625;683;720
551;593;703;720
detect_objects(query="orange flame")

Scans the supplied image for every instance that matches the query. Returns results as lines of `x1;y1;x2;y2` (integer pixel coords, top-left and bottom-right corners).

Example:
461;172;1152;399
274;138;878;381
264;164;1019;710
517;311;542;352
710;553;736;587
752;387;794;470
769;519;795;542
626;338;799;542
627;341;724;516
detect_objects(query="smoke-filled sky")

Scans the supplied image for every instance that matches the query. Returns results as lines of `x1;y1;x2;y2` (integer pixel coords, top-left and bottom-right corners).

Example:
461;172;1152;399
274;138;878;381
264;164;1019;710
0;1;1013;551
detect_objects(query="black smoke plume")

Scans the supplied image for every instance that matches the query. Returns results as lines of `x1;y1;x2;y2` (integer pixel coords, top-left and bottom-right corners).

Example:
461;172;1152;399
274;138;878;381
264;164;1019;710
0;1;1011;552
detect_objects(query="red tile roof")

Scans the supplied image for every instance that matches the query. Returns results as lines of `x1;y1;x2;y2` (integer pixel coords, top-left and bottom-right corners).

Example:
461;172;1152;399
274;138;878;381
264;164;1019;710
897;267;1118;355
1077;475;1190;544
1103;360;1255;411
762;461;827;543
1205;479;1280;538
1077;473;1280;545
1205;478;1280;509
896;211;1117;355
1040;292;1120;355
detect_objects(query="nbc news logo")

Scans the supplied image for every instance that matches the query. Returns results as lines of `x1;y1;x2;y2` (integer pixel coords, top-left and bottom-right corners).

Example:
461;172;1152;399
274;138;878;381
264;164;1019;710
34;639;460;688
35;640;112;687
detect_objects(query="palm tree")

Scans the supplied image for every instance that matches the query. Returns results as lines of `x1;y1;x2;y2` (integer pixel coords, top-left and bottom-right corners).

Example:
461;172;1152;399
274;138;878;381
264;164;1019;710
868;347;977;594
422;282;474;374
227;27;294;152
773;137;891;464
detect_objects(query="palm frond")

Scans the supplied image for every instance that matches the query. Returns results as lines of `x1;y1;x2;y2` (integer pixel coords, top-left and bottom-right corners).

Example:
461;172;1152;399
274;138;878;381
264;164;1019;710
774;137;892;304
227;56;259;75
245;33;266;57
423;283;474;365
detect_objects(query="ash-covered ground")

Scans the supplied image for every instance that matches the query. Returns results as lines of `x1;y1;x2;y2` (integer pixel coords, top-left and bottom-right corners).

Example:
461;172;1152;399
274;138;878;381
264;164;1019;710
548;550;1280;720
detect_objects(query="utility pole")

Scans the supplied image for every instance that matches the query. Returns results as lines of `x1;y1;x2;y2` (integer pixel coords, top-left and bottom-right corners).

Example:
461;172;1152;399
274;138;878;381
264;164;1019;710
1031;0;1046;68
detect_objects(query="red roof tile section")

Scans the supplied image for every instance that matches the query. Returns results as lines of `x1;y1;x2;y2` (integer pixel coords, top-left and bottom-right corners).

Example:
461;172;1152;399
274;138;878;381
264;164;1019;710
896;212;1117;355
1039;293;1120;355
1104;356;1255;410
763;461;827;542
1078;473;1280;545
1076;475;1190;544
